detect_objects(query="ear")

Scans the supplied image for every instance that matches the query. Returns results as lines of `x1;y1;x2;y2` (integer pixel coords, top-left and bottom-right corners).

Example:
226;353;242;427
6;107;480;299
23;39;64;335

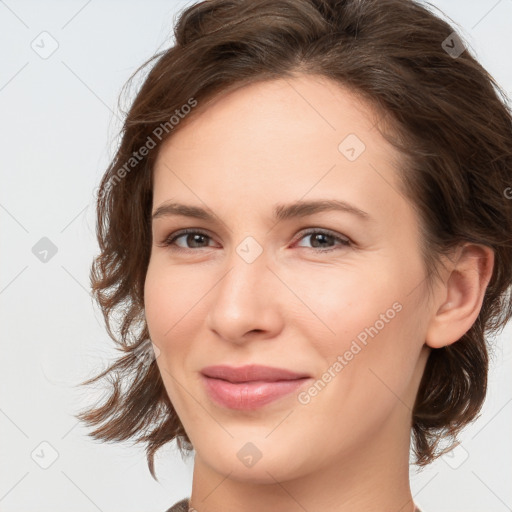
425;243;495;349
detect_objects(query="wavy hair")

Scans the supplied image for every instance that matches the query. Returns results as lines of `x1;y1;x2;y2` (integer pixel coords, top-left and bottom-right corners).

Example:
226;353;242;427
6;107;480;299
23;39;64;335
75;0;512;479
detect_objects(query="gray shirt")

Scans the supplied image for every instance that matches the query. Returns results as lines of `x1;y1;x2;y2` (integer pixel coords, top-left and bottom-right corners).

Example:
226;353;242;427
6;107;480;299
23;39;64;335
164;497;190;512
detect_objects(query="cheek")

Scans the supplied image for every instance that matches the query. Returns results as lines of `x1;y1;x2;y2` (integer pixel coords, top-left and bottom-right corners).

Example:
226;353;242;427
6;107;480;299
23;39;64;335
297;264;421;402
144;262;191;407
334;296;423;418
143;260;179;341
143;268;165;337
143;259;208;352
277;264;367;327
307;310;420;450
283;264;398;351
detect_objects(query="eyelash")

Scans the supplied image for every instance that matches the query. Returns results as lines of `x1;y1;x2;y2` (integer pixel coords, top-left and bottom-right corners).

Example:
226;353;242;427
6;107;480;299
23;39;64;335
158;228;351;253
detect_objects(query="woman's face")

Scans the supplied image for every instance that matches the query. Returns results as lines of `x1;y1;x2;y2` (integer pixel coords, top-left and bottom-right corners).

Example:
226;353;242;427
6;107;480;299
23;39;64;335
144;74;435;482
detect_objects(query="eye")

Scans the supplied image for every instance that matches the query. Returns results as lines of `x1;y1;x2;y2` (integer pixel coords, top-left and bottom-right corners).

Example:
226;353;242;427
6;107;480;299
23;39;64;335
159;227;352;254
293;228;351;252
159;229;216;251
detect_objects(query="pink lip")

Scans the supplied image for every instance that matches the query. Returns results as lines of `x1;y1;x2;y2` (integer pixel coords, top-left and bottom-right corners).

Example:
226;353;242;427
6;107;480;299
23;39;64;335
200;364;312;410
200;364;310;383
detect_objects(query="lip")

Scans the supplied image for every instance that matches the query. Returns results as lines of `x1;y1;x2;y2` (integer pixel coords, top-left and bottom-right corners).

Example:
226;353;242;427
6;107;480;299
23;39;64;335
200;364;312;410
200;364;310;383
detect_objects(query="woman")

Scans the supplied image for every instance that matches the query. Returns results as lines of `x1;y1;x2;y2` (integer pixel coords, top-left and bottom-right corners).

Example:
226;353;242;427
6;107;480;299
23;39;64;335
76;0;512;511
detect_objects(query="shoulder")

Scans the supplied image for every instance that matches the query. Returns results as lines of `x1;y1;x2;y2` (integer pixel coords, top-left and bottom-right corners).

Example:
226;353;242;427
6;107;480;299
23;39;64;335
163;497;190;512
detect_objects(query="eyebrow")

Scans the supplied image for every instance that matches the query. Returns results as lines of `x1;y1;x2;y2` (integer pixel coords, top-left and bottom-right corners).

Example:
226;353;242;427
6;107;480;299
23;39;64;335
152;199;372;223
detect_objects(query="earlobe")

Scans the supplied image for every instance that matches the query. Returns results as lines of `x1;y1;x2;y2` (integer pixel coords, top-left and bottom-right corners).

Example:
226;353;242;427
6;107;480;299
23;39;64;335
425;244;494;349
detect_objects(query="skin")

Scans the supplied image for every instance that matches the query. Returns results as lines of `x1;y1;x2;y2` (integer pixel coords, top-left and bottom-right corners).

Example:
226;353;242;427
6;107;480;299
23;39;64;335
144;74;494;512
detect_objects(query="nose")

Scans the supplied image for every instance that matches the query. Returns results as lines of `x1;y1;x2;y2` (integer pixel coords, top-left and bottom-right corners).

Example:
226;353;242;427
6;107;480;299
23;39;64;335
205;245;284;344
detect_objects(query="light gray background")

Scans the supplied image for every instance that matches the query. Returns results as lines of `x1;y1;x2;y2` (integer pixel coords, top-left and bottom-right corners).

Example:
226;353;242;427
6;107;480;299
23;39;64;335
1;1;511;511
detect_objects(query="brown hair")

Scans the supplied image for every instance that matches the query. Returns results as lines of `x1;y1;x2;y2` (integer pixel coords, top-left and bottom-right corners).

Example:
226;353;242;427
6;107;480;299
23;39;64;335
76;0;512;479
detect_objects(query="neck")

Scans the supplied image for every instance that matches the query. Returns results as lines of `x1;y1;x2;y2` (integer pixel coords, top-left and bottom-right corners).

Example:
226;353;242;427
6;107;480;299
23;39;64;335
189;403;417;512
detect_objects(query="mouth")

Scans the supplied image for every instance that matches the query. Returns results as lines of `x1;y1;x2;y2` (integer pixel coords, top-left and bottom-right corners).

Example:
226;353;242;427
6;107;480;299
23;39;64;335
200;364;310;383
200;365;312;410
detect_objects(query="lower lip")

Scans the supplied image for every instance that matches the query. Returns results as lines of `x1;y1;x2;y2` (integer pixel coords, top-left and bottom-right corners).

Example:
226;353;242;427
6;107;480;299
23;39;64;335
201;375;311;410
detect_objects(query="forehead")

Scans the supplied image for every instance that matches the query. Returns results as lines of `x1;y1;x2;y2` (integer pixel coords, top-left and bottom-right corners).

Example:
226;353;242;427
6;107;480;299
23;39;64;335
152;74;406;222
157;74;385;156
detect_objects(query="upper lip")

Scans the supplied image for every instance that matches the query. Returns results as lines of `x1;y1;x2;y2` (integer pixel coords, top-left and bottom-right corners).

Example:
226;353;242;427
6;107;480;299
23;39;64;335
201;364;310;383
